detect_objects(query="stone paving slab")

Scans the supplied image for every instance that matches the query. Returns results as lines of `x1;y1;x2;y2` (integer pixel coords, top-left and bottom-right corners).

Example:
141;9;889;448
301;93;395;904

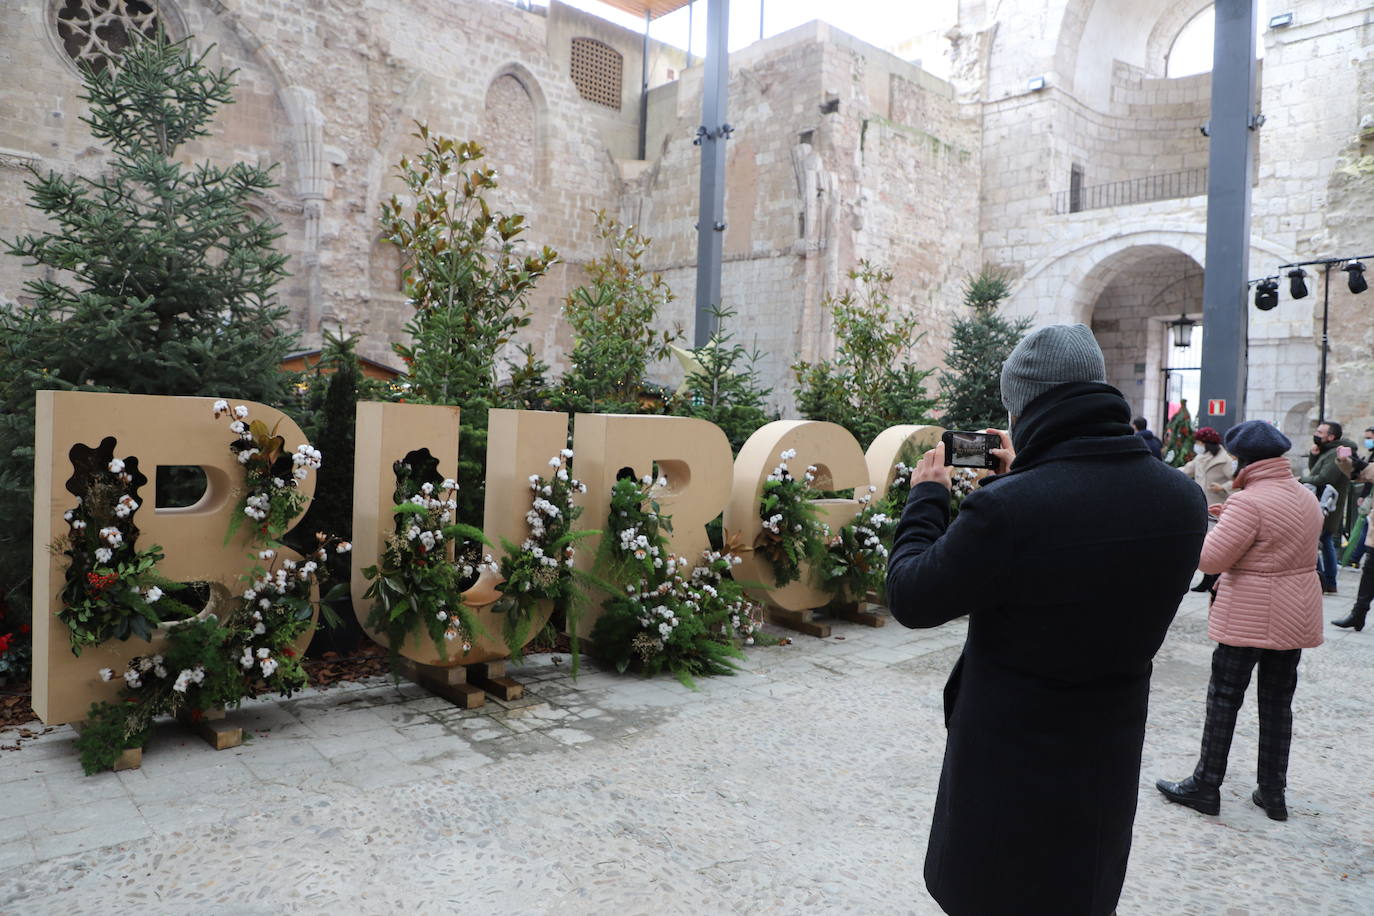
2;571;1373;913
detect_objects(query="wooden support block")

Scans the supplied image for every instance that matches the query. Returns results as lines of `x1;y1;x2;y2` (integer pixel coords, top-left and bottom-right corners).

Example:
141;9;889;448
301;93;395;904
70;721;143;771
766;605;831;638
177;708;242;751
112;746;142;771
468;660;524;701
829;600;887;628
401;658;486;709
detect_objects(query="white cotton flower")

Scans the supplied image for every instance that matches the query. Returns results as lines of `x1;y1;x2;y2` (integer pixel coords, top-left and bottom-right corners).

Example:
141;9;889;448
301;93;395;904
549;456;562;468
260;658;279;678
122;669;141;688
94;547;112;564
253;622;266;635
229;420;247;435
234;405;249;419
436;610;448;621
256;647;271;659
259;549;275;560
561;448;574;458
213;399;229;415
144;586;163;603
528;474;541;484
238;448;258;465
556;469;568;482
293;467;308;480
657;476;667;488
240;648;255;668
336;541;352;553
259;598;272;610
108;458;125;474
98;668;113;681
72;519;87;531
243;589;257;601
272;477;286;488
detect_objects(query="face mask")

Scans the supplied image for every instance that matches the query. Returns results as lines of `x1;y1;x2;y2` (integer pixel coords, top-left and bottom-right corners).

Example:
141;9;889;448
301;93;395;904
1230;461;1239;475
1314;435;1325;447
1194;444;1206;456
1365;438;1373;450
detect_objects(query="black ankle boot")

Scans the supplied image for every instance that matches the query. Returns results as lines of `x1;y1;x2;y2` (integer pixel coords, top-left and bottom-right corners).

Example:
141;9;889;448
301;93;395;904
1191;573;1219;593
1156;776;1220;816
1332;608;1368;631
1252;786;1287;821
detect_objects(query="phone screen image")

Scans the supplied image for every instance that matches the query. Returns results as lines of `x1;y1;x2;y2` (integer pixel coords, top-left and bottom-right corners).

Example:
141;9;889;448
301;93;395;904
943;431;999;469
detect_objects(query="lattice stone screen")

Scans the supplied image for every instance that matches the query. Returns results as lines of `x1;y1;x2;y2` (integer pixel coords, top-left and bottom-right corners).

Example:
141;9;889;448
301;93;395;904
570;37;623;111
54;0;162;74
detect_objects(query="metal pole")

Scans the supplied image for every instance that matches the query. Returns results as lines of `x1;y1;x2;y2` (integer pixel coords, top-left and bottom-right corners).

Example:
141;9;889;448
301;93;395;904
1318;263;1331;421
638;11;650;160
687;0;694;66
693;0;730;346
759;0;764;40
1198;0;1258;434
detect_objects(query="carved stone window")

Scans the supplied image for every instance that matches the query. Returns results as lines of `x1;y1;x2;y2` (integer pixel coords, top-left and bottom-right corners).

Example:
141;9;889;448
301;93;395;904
52;0;166;75
570;38;623;111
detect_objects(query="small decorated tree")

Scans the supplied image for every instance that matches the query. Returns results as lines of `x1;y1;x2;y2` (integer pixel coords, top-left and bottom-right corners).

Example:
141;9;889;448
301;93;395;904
1162;400;1195;467
0;32;296;617
672;304;772;453
937;269;1031;430
792;262;938;447
554;212;682;415
379;127;557;524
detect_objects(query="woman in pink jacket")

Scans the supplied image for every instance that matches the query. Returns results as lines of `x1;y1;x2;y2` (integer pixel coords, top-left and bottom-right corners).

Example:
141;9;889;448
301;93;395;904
1156;420;1323;822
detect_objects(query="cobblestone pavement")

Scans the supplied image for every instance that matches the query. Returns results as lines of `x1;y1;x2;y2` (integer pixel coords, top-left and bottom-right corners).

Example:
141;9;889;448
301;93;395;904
2;573;1372;914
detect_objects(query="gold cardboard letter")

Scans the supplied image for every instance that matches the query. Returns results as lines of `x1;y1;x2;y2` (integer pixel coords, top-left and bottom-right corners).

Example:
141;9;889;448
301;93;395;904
569;413;734;638
724;420;869;611
33;392;316;725
865;425;944;500
350;403;569;665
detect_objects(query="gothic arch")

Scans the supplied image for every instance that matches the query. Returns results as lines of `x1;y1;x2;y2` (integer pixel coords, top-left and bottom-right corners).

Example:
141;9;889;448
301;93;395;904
1148;0;1215;76
484;62;550;187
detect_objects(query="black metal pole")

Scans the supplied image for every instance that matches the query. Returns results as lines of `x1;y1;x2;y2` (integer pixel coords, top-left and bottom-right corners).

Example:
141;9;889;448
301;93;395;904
638;11;650;160
1319;262;1330;422
1197;0;1258;435
693;0;730;347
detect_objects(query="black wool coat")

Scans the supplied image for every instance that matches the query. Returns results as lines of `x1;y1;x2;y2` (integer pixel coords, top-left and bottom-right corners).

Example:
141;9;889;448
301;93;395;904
886;382;1206;916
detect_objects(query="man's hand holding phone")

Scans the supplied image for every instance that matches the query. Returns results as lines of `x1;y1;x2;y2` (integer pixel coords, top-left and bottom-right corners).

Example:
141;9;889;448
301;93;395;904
985;428;1014;475
911;442;953;490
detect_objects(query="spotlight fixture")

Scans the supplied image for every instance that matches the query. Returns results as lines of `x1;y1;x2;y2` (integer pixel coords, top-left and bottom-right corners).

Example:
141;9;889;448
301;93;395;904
1168;313;1197;348
1287;268;1308;299
1268;12;1294;28
1346;261;1368;295
1026;76;1046;92
1254;278;1280;311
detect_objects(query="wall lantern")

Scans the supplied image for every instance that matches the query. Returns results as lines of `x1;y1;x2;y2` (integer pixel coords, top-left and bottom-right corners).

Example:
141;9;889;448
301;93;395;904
1168;313;1197;348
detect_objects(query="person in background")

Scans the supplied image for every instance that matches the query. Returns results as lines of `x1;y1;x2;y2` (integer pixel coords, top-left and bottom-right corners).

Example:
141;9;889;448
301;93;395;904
1300;420;1355;595
1333;450;1374;630
1133;416;1163;460
1156;421;1324;822
1180;426;1234;592
1341;426;1374;570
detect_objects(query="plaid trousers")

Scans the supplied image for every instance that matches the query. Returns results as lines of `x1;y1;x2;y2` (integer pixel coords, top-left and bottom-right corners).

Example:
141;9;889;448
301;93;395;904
1192;643;1302;790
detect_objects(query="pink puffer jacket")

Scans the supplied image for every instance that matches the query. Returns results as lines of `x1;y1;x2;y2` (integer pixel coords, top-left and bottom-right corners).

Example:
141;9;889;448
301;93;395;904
1199;456;1324;649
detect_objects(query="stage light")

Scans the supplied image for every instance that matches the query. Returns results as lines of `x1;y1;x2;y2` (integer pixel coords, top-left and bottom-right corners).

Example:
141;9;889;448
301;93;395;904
1287;268;1308;299
1254;278;1279;311
1346;261;1367;294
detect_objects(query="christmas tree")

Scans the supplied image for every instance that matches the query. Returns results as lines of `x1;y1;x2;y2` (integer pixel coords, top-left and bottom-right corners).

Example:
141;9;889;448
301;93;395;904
0;31;298;613
1162;400;1195;467
937;270;1031;430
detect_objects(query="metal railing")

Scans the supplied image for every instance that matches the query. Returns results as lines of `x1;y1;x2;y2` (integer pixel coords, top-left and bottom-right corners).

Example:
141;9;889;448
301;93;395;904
1052;167;1208;215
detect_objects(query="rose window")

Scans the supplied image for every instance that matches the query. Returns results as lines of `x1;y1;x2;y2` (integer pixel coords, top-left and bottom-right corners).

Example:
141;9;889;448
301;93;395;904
54;0;163;74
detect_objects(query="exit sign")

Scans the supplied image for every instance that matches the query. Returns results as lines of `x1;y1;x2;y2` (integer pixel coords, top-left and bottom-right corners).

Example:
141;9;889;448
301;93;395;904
1207;399;1227;416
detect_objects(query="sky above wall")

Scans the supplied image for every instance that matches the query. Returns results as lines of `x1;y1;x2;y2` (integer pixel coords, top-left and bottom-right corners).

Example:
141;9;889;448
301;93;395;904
544;0;1263;81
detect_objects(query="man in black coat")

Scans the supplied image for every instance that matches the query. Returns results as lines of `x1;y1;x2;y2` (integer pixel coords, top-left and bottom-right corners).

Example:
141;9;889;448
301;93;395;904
1132;416;1164;460
887;324;1206;916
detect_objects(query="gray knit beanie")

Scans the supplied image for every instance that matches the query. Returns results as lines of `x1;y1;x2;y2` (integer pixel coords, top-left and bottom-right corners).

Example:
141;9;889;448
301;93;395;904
999;323;1107;418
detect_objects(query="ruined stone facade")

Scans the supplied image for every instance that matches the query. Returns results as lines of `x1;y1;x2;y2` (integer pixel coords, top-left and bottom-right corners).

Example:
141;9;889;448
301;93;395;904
2;0;1371;436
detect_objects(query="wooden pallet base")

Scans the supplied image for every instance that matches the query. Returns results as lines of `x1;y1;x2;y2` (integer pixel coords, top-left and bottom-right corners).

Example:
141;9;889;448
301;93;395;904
829;600;887;628
467;660;524;701
177;707;243;751
766;606;831;638
401;658;486;708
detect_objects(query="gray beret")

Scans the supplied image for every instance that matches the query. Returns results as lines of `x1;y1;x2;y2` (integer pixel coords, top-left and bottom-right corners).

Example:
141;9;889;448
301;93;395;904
1222;420;1292;460
1000;323;1107;418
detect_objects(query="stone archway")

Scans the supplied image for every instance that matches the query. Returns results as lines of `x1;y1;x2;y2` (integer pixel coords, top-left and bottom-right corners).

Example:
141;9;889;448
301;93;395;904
1006;225;1317;430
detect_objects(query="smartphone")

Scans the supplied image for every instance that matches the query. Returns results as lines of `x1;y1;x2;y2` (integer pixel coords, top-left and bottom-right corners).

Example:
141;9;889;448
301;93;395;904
942;430;1001;470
